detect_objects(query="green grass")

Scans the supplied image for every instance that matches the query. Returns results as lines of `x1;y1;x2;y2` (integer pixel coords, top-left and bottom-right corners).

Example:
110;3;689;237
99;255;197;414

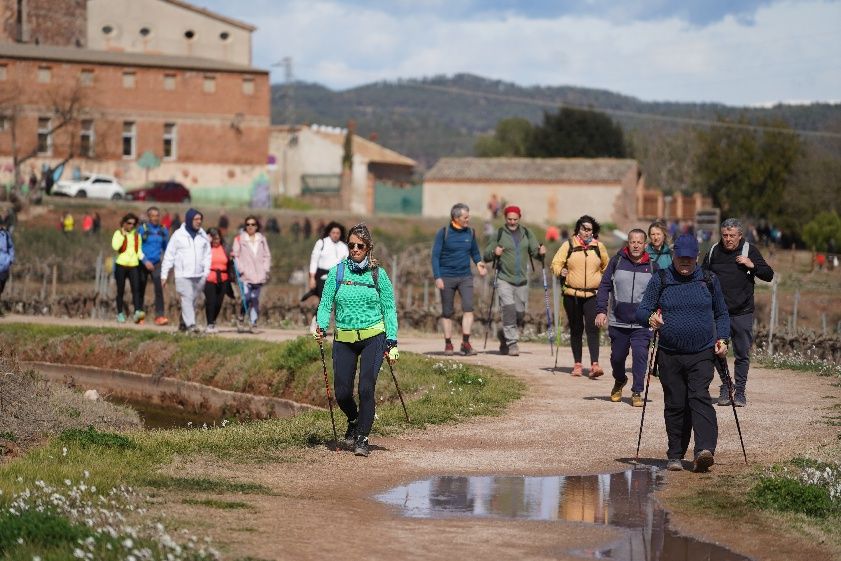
143;476;272;495
181;498;251;510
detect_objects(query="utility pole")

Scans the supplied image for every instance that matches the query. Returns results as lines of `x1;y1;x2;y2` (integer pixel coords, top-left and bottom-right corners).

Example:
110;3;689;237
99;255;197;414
272;56;297;197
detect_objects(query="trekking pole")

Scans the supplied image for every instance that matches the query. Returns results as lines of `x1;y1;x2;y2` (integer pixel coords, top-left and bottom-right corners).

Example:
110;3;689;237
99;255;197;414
716;355;749;465
483;258;500;350
635;329;660;462
553;274;567;371
539;254;555;357
316;337;340;451
232;260;250;331
384;354;410;423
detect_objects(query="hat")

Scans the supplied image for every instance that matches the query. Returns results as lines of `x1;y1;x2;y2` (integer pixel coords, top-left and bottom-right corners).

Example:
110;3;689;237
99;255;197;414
673;234;699;258
503;205;521;217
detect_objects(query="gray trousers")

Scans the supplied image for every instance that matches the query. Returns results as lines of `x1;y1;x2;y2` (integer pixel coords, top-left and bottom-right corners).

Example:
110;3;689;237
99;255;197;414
175;276;205;328
497;279;528;345
717;312;754;394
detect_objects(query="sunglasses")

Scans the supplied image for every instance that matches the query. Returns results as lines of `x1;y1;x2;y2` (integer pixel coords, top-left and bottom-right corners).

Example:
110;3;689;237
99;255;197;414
245;222;257;227
580;225;593;231
349;242;367;250
125;221;136;226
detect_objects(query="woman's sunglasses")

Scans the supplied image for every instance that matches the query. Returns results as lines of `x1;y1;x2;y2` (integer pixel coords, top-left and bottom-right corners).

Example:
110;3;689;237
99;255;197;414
349;242;367;251
245;222;257;227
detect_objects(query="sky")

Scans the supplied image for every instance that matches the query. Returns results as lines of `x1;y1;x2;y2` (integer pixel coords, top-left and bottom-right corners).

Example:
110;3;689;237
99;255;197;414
197;0;841;106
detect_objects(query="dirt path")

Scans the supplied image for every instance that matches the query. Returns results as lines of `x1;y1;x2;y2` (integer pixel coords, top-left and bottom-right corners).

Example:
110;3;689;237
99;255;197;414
4;314;840;560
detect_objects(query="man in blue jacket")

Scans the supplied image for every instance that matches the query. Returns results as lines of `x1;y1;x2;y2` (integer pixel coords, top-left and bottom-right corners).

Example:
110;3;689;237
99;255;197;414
431;203;488;355
0;215;14;314
596;229;657;407
636;234;730;473
137;206;169;325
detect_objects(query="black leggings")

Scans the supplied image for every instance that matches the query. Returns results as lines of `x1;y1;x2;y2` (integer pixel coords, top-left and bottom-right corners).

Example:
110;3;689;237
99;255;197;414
115;264;142;315
204;281;226;325
563;294;599;364
332;333;385;437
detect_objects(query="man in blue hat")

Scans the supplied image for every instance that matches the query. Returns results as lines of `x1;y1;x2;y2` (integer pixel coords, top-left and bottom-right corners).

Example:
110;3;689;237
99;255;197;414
636;234;730;473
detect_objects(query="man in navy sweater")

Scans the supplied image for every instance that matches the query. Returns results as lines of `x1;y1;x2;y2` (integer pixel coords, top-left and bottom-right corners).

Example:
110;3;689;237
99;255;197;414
431;203;488;355
636;234;730;473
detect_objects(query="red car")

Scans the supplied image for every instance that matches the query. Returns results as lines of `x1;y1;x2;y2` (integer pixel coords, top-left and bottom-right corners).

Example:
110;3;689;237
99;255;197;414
126;181;191;203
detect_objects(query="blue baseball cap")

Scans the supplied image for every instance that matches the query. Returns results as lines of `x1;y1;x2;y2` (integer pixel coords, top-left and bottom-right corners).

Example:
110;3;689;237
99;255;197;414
673;234;699;258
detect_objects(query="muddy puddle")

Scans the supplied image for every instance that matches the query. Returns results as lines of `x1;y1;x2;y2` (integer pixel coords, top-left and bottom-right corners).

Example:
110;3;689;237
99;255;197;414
376;467;751;561
110;397;222;430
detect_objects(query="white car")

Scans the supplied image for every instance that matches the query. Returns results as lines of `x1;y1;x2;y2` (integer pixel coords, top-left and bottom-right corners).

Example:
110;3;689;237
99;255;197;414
53;174;126;199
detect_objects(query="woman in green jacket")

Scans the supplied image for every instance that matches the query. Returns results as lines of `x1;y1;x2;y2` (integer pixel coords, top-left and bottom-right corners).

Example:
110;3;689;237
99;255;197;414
314;223;398;457
111;213;145;323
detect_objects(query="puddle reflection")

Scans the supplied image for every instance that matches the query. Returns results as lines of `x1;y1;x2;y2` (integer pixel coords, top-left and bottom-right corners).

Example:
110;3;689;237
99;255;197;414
376;467;751;561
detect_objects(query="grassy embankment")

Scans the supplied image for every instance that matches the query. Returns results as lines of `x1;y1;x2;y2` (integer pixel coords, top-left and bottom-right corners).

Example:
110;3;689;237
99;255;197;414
0;324;524;560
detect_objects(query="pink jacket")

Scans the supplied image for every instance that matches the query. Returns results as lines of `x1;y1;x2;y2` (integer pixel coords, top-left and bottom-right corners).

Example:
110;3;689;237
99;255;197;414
232;232;271;284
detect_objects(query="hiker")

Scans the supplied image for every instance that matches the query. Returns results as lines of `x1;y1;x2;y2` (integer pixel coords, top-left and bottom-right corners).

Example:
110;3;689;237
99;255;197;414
483;205;544;356
431;203;488;355
304;221;348;304
82;213;94;235
204;228;233;333
702;218;774;407
231;215;271;329
0;215;14;314
646;220;672;269
595;229;657;407
161;208;211;332
313;223;398;457
62;212;74;235
551;215;609;377
636;234;730;472
137;206;170;325
111;213;145;324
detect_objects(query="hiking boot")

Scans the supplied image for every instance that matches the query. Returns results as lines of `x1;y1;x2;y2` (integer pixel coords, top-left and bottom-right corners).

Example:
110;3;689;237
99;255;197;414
116;312;127;323
588;363;604;379
460;341;477;356
154;316;169;326
133;310;146;324
571;363;583;377
444;342;454;356
344;419;358;447
631;392;644;407
610;379;627;402
717;385;731;406
693;450;714;473
497;329;508;355
507;343;519;356
667;459;684;472
733;391;746;407
354;435;370;457
206;324;217;334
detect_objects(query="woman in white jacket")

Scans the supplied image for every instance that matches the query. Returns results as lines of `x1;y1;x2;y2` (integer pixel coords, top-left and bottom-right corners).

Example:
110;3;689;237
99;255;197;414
231;215;271;329
304;221;348;303
161;208;211;332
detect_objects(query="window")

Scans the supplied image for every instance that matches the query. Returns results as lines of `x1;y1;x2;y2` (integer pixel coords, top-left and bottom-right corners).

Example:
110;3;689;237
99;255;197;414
79;68;94;86
80;120;94;158
163;73;176;91
102;24;114;35
37;66;51;83
0;115;8;131
184;29;195;40
203;75;216;93
219;31;230;41
0;65;6;81
122;121;135;158
37;117;52;155
163;123;176;160
139;27;151;37
122;71;136;89
242;77;254;95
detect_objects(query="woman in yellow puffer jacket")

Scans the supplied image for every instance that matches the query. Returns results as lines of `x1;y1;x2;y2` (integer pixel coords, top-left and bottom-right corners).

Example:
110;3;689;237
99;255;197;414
111;213;145;324
551;215;609;378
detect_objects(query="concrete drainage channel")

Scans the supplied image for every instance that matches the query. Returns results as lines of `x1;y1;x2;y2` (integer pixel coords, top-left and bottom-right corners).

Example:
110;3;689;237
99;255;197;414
376;467;752;561
24;361;319;429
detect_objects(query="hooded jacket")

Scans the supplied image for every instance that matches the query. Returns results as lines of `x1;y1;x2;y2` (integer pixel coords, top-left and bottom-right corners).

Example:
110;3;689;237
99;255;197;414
161;223;211;280
550;236;609;297
596;247;657;329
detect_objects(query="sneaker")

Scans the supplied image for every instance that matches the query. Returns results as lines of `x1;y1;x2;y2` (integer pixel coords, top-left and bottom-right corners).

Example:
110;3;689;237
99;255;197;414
133;310;146;324
154;316;169;326
444;342;454;356
667;459;684;472
354;435;370;457
460;341;477;356
610;380;627;402
497;329;508;355
733;391;746;407
632;392;644;407
693;450;714;473
116;312;127;323
507;343;519;356
588;363;604;379
188;325;201;334
717;386;731;406
571;363;583;377
344;419;358;447
206;324;217;334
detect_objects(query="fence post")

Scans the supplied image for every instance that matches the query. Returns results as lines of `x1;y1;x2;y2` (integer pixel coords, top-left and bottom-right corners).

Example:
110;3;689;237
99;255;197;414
792;290;799;332
423;279;429;310
821;313;827;335
391;255;399;303
51;264;58;302
768;276;777;355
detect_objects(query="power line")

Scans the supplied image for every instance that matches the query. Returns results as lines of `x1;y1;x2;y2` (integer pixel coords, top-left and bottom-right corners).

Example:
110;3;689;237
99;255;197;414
399;81;841;139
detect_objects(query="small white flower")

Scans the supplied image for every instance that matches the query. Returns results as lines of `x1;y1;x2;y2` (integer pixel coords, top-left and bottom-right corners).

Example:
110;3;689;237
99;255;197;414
84;470;90;479
62;447;68;457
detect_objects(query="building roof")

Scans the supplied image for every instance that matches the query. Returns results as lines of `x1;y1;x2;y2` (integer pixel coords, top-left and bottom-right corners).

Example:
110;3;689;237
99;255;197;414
425;157;638;183
272;125;416;167
0;43;267;74
163;0;256;31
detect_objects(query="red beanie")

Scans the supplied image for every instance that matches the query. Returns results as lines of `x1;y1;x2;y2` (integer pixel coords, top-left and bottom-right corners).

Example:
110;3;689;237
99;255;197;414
503;205;521;217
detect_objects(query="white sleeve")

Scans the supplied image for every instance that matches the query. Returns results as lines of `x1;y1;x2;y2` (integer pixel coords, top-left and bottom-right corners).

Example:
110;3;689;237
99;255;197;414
161;233;176;280
309;239;323;274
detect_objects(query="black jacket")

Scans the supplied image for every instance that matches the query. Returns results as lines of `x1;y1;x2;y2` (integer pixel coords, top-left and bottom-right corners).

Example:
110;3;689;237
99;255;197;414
702;239;773;316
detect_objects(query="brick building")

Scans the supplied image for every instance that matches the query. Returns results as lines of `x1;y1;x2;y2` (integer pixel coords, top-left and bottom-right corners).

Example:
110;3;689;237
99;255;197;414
0;0;268;204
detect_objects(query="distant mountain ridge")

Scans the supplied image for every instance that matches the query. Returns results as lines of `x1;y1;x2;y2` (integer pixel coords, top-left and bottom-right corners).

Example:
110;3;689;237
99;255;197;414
270;73;841;169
